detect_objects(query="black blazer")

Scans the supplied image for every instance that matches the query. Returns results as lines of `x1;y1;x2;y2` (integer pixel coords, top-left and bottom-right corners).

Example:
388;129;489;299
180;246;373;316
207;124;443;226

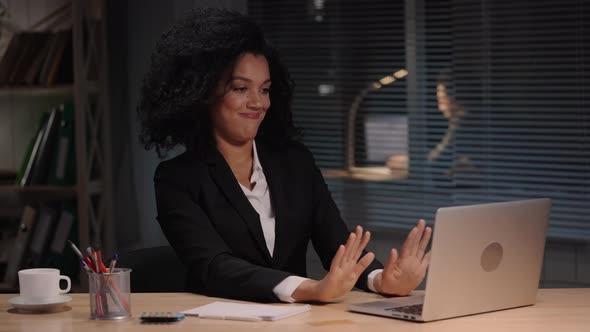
154;140;383;302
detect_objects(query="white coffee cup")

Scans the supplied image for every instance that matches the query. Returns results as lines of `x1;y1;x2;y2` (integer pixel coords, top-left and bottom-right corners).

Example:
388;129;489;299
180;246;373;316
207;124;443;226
18;268;71;302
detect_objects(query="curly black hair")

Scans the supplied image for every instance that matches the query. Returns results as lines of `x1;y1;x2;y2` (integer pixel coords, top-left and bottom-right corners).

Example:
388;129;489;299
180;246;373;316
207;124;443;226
137;7;300;156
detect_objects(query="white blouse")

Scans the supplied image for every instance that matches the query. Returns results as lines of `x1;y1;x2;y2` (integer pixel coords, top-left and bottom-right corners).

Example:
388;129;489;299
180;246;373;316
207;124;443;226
238;141;380;302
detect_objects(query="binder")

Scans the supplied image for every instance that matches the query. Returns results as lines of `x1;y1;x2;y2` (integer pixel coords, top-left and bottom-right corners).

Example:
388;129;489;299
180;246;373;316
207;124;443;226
48;103;76;186
44;202;79;278
18;112;49;186
4;206;37;285
29;204;59;267
29;107;62;185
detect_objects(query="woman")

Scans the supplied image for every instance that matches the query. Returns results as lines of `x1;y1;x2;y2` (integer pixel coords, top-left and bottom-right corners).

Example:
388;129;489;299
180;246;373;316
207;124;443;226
138;8;431;303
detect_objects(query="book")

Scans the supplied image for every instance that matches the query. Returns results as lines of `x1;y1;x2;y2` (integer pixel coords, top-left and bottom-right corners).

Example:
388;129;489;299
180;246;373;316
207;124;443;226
48;204;74;254
47;103;76;186
46;29;72;86
9;32;50;85
38;32;60;86
52;30;73;85
44;202;79;278
182;302;311;321
3;205;37;285
0;32;25;84
29;204;59;267
29;107;62;185
19;111;50;186
6;32;33;84
23;32;53;85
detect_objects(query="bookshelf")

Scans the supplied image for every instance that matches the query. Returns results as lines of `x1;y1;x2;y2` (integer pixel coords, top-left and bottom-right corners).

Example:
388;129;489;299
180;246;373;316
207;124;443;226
0;0;112;292
0;82;97;97
0;185;77;202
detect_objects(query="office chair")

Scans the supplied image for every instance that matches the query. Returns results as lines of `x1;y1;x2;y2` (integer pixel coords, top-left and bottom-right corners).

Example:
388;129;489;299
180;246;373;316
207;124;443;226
117;245;187;292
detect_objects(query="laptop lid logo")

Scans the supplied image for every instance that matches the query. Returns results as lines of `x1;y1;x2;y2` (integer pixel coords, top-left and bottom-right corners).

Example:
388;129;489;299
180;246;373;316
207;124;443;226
481;242;503;272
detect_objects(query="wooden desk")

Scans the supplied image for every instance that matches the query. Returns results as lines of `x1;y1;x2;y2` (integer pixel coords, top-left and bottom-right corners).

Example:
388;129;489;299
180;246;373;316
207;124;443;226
1;289;589;332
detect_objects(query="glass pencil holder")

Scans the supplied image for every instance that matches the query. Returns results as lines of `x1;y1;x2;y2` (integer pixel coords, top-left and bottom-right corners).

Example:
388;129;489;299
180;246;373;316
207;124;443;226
88;268;132;320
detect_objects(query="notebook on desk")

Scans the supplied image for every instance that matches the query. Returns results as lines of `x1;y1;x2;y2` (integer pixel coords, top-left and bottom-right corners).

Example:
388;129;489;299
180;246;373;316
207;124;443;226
183;301;311;321
349;198;551;322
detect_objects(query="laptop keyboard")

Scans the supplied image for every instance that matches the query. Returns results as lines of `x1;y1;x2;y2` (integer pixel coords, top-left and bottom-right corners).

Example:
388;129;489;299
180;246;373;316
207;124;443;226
386;304;423;315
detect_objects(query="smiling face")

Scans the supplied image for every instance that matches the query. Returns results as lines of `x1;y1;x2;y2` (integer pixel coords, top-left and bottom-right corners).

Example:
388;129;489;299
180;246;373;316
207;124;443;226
209;53;271;147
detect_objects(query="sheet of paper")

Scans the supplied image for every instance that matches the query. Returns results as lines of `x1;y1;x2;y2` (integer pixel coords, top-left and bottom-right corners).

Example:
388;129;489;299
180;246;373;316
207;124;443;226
182;301;311;321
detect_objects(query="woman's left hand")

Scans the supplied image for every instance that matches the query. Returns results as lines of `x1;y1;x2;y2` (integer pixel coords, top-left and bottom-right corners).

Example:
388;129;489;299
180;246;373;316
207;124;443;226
291;225;375;302
374;219;432;296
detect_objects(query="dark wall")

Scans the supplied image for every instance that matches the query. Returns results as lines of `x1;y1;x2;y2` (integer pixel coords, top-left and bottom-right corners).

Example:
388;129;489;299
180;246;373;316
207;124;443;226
107;0;246;250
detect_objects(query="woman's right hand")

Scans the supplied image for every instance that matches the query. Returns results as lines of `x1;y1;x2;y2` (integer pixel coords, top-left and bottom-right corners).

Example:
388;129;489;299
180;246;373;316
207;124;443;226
292;226;374;302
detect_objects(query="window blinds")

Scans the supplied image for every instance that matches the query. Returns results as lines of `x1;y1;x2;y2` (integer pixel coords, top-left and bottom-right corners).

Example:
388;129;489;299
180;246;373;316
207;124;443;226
249;0;590;240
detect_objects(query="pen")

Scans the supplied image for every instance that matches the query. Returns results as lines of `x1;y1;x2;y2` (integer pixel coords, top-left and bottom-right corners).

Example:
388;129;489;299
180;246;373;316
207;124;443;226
80;260;92;273
105;274;130;312
97;248;110;273
108;253;119;273
86;247;94;264
97;248;104;271
87;247;101;273
68;241;95;273
85;256;97;272
92;248;99;271
101;252;130;311
91;247;109;273
67;240;85;260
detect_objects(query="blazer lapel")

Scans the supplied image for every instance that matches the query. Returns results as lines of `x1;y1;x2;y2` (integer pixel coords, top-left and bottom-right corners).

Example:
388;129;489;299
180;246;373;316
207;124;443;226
256;142;289;267
206;147;273;264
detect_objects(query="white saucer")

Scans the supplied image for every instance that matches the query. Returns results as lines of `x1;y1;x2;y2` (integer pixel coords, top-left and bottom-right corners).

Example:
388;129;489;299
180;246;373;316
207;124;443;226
8;295;72;312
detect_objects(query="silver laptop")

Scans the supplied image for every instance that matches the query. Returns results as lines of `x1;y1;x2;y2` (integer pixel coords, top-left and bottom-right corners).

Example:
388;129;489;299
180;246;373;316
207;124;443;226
349;198;551;322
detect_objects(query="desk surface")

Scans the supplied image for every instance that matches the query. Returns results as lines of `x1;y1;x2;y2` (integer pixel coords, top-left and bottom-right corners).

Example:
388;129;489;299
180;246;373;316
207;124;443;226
1;289;589;332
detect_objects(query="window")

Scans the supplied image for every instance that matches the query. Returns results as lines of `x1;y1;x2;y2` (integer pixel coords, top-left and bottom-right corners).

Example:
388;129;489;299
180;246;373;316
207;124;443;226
250;0;590;241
